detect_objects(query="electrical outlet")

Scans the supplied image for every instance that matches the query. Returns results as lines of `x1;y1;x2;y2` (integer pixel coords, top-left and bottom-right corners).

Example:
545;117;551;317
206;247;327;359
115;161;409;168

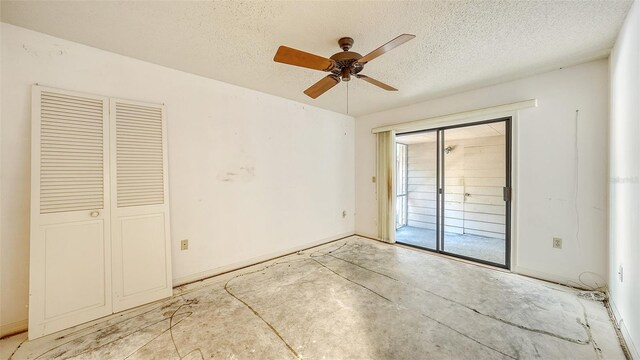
180;239;189;251
372;176;377;183
619;265;623;282
553;237;562;249
342;210;347;218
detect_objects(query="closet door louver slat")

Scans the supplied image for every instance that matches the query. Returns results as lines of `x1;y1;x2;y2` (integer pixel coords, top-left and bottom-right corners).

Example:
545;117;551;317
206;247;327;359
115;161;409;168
39;91;104;214
115;102;165;208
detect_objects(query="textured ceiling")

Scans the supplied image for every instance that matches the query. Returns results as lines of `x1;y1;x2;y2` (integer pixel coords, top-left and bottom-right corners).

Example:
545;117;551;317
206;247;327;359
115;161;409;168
1;1;633;116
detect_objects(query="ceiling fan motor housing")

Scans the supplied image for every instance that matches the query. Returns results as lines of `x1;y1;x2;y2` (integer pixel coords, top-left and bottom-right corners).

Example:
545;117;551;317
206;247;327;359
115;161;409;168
330;53;364;81
330;38;364;81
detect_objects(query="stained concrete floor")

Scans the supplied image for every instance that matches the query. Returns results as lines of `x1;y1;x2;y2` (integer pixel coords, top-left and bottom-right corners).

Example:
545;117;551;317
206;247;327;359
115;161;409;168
1;237;625;359
396;226;506;265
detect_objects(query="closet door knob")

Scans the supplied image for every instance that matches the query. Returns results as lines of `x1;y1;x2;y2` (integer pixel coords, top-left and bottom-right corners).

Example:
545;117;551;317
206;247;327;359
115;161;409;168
90;211;100;217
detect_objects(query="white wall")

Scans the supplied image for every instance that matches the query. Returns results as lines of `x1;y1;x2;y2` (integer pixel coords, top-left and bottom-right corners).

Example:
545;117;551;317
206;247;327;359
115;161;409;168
0;23;355;336
609;1;640;357
356;60;609;287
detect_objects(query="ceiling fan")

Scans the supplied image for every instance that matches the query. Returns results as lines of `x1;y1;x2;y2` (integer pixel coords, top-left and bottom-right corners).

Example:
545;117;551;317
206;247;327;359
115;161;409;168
273;34;415;99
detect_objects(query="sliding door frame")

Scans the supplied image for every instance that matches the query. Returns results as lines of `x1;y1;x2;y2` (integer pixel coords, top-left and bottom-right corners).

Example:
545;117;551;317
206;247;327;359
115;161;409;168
396;116;512;269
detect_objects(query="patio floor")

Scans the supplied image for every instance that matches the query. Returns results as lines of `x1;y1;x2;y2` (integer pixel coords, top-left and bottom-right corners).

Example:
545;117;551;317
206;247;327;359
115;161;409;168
396;226;506;265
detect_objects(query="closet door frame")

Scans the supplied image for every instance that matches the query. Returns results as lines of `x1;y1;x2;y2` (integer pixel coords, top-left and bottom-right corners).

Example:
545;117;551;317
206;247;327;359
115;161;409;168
29;86;173;339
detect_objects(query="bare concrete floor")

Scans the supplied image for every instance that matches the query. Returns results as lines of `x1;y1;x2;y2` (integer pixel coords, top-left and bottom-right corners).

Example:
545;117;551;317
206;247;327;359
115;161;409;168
1;237;625;359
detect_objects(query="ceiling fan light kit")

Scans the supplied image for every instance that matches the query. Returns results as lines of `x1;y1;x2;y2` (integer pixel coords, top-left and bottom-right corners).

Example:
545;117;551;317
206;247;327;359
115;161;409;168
274;34;415;99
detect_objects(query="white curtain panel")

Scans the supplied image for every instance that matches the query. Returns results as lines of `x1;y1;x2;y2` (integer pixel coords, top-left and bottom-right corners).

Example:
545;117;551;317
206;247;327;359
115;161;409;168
376;130;396;243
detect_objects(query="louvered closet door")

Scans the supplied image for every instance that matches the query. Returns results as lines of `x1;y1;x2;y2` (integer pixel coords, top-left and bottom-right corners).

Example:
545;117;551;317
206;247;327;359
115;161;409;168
29;86;111;339
110;99;172;312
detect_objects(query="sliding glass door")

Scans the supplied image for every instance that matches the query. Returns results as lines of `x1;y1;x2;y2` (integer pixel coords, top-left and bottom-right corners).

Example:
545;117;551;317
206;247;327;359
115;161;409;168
395;118;511;268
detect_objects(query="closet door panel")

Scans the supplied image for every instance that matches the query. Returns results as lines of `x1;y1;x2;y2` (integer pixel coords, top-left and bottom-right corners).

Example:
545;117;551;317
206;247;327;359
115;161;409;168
119;213;167;297
110;99;172;313
29;86;111;339
42;221;105;319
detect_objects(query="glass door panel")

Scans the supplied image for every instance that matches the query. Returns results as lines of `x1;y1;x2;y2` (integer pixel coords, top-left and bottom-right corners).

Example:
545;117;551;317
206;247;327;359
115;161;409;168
396;143;408;229
395;131;438;250
441;121;508;266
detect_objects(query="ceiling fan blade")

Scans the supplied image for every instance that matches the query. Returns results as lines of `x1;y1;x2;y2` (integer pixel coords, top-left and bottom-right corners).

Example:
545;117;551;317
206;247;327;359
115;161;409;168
357;34;416;64
356;74;398;91
274;46;336;72
304;75;340;99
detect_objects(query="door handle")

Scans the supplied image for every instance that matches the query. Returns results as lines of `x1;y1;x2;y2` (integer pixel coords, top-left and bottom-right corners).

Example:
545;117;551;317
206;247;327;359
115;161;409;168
90;211;100;217
464;193;471;197
503;187;512;201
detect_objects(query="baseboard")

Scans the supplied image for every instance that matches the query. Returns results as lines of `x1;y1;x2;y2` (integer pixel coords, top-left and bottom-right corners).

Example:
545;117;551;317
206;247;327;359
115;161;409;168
609;298;639;360
354;232;381;241
0;319;27;338
512;265;592;289
172;232;356;287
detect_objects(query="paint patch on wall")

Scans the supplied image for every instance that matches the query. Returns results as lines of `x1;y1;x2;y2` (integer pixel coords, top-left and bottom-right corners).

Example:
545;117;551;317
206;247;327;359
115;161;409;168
217;166;255;182
22;43;67;58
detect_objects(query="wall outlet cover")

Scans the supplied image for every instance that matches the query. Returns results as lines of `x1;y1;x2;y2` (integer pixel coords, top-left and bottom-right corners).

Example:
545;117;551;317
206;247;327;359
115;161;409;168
180;239;189;251
553;237;562;249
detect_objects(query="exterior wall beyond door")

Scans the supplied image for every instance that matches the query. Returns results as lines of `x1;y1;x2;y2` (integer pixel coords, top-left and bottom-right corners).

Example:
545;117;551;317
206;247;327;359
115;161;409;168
406;135;505;239
406;141;437;231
